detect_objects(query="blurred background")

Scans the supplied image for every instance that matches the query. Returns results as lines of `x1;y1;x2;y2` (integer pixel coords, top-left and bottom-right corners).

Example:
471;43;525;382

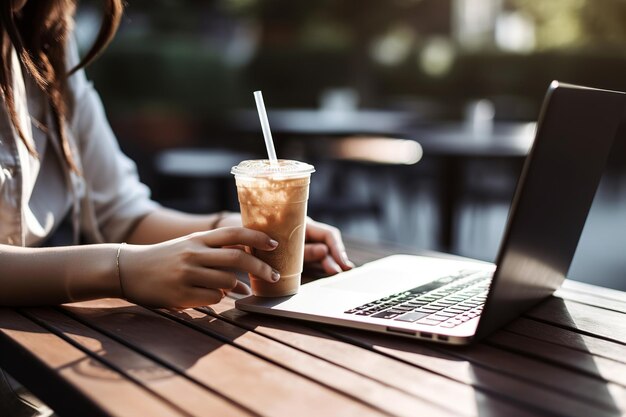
76;0;626;290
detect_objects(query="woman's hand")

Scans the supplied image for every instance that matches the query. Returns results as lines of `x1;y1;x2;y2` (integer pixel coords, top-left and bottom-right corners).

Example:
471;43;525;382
120;227;278;309
215;212;354;275
304;217;355;274
217;213;354;274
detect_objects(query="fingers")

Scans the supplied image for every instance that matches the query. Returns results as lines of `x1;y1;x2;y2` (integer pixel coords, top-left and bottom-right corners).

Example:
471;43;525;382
321;254;343;275
199;248;279;283
200;227;278;251
306;218;354;270
304;243;342;274
184;287;225;307
304;243;328;263
229;280;252;296
186;267;239;290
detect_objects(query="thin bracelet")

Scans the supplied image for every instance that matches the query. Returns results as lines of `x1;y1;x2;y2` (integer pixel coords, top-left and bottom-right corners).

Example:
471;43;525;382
116;242;127;299
209;211;229;230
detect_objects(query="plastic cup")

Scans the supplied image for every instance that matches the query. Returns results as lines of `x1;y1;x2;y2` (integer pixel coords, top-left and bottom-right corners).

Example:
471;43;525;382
231;159;315;297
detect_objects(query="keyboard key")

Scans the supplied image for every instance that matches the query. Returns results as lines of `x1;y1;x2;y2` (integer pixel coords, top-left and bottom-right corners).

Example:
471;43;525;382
461;301;481;307
406;301;428;306
394;312;430;322
371;311;400;319
417;307;441;313
356;310;376;316
441;323;458;328
408;280;452;294
372;309;409;319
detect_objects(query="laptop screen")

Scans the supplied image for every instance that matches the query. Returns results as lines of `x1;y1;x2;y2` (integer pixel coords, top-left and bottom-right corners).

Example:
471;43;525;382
475;81;626;340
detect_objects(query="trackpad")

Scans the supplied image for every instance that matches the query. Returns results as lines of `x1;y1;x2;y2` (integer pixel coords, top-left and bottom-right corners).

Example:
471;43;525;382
316;255;464;295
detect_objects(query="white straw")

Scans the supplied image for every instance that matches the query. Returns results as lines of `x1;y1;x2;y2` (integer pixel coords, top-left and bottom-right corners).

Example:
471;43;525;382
253;90;278;166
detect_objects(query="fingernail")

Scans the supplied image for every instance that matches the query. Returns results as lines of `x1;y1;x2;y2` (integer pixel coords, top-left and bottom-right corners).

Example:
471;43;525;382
271;269;281;282
341;252;353;266
269;239;279;248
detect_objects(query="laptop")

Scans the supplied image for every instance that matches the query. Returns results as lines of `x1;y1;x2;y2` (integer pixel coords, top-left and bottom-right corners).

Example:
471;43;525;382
235;81;626;345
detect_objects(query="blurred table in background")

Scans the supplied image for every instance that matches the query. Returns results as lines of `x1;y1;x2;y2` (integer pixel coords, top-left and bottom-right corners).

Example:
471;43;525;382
228;108;535;252
229;108;416;137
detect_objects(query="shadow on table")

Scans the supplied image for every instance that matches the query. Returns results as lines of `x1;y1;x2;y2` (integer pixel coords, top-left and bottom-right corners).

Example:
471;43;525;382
16;302;248;385
212;296;621;416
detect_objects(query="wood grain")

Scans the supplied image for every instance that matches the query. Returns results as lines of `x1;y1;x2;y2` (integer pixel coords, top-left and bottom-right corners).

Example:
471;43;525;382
21;307;252;417
322;325;623;417
505;318;626;365
0;308;185;417
525;297;626;344
562;280;626;304
60;299;390;417
555;287;626;314
487;330;626;387
160;307;454;417
210;298;538;417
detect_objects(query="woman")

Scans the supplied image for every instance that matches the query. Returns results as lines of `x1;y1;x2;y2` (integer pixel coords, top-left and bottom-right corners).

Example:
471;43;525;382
0;0;354;414
0;0;354;307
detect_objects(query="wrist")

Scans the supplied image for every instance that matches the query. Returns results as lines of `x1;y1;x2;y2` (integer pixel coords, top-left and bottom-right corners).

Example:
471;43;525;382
115;243;128;300
209;211;230;230
89;244;127;300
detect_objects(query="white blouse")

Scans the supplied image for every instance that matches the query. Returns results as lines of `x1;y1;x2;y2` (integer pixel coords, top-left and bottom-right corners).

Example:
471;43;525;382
0;38;159;246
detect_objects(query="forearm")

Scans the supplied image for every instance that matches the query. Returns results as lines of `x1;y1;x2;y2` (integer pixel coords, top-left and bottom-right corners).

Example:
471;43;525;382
0;244;123;306
126;207;230;244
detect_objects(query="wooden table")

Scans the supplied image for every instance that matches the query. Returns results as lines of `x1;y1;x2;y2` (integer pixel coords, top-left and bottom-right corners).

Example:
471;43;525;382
1;239;625;417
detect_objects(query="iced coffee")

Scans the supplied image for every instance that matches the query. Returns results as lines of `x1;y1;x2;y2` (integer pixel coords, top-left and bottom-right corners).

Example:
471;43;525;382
232;160;315;297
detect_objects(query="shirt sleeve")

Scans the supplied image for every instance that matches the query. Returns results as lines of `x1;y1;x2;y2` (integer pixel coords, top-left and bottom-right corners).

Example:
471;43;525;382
66;38;160;242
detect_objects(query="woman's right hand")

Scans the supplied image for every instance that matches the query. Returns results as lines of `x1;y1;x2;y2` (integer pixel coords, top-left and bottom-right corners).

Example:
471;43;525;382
119;227;279;309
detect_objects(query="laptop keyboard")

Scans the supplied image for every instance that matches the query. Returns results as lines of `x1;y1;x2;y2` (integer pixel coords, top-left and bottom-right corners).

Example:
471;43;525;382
344;270;491;328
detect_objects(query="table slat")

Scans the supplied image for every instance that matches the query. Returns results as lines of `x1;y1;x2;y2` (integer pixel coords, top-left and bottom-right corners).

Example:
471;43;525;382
21;307;253;417
61;299;388;417
0;309;185;417
525;298;626;344
505;318;626;365
562;280;626;304
487;330;626;387
322;326;622;417
211;298;539;417
555;288;626;314
162;307;453;417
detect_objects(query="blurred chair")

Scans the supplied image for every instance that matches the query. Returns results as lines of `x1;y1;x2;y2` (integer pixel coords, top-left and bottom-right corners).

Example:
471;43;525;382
153;148;254;213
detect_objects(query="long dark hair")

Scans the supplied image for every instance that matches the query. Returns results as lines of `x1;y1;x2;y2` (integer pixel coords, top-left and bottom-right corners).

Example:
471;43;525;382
0;0;124;172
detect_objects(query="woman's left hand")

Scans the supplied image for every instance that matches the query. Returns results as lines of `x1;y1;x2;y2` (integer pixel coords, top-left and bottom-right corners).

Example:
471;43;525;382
216;212;354;275
303;217;355;275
